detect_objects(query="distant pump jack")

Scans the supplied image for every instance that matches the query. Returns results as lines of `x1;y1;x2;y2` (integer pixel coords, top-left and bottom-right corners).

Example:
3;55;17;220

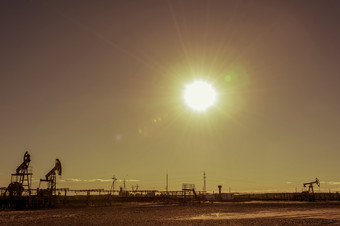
303;178;320;193
39;159;62;196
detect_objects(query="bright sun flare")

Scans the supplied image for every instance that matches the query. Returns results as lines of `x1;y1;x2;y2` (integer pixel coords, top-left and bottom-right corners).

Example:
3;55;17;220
183;80;217;112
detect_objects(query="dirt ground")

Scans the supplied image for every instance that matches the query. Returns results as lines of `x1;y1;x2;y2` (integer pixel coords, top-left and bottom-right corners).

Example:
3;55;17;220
1;201;340;225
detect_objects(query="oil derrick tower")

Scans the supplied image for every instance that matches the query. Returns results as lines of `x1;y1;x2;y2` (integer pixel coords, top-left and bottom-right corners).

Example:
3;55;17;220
39;159;62;196
5;151;32;197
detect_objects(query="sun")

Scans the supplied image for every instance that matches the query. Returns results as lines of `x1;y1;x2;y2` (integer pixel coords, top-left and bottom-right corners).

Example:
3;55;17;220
183;80;217;112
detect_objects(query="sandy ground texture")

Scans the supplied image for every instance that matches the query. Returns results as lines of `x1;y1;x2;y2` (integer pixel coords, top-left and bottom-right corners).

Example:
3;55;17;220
1;201;340;225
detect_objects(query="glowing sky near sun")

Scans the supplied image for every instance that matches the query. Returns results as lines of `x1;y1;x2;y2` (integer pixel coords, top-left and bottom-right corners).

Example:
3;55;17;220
0;0;339;192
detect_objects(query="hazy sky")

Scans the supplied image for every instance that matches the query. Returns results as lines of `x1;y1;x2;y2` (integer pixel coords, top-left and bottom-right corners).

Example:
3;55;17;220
1;0;339;192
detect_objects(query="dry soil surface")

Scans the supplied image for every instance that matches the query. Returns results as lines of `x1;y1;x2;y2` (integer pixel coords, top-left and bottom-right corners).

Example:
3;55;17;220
1;201;340;225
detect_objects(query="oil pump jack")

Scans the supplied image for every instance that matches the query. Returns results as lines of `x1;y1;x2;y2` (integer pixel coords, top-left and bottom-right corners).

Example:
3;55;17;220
4;151;32;197
300;177;320;201
303;178;320;193
39;159;62;196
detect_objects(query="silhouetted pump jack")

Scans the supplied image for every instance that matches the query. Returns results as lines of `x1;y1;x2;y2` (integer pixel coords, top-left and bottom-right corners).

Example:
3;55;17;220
39;159;62;196
303;178;320;193
4;151;32;197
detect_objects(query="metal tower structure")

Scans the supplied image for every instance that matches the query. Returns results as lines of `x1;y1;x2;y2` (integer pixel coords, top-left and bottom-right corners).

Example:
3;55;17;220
203;171;206;194
166;172;168;193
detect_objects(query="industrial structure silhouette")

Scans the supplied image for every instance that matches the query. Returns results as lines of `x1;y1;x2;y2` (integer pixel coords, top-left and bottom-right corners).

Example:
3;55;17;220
1;151;340;209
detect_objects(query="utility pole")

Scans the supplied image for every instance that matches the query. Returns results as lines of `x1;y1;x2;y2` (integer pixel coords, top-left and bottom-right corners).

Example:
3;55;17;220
166;172;168;193
123;178;126;190
203;171;206;194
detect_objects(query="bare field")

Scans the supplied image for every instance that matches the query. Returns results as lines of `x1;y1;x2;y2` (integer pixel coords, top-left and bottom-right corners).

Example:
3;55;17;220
1;201;340;225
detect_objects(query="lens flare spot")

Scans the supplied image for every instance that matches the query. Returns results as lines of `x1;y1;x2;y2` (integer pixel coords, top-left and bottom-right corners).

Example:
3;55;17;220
224;75;232;82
